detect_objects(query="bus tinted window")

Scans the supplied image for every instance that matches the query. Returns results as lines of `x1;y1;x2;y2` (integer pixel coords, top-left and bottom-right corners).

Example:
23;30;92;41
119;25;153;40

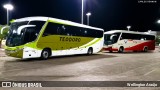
121;33;155;40
142;35;155;40
44;22;103;38
64;25;103;38
43;23;60;36
29;21;45;33
104;33;121;45
121;33;138;40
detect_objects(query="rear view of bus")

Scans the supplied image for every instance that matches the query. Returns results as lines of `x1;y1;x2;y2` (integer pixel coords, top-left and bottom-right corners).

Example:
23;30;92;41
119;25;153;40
103;30;155;53
5;16;104;59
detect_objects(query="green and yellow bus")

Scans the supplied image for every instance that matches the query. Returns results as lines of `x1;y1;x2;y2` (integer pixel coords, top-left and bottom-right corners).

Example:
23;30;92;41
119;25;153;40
5;16;104;59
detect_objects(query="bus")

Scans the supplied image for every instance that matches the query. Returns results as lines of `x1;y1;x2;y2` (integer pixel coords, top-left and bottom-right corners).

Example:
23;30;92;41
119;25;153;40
5;17;104;59
103;30;155;52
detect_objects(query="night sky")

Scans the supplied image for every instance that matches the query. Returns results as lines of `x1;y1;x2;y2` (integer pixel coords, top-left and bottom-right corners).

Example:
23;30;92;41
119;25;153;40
0;0;160;32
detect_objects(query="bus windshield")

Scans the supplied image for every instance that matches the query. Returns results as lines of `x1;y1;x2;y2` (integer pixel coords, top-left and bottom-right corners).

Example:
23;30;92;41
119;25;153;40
104;33;120;45
6;21;45;47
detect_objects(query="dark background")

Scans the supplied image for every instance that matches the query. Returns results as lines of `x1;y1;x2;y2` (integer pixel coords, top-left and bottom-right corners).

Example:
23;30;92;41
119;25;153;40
0;0;160;32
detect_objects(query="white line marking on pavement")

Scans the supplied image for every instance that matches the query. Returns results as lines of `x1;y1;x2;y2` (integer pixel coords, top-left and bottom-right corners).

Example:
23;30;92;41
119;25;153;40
144;69;156;76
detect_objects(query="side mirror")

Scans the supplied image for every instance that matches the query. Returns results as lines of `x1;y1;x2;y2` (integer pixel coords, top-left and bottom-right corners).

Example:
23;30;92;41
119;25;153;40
110;35;117;40
17;25;36;35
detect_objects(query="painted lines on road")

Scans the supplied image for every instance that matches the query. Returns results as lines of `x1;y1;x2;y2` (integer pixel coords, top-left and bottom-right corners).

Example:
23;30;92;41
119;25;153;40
144;69;157;76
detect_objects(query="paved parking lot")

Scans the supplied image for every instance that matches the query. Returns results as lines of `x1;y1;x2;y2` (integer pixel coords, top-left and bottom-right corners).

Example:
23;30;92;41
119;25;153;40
0;48;160;90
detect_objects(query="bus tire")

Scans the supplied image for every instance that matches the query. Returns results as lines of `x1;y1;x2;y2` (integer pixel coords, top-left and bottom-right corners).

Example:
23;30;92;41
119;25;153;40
41;48;51;60
118;46;124;53
143;47;148;52
87;47;93;55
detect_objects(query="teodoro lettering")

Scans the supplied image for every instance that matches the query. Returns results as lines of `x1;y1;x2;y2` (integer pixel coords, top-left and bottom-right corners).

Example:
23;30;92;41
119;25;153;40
60;37;81;42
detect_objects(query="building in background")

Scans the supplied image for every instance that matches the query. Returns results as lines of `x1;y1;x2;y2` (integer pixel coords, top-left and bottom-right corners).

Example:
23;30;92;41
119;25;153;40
144;31;160;45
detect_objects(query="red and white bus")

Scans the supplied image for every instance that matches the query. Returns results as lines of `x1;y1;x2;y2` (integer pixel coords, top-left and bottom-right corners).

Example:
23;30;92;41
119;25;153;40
103;30;156;52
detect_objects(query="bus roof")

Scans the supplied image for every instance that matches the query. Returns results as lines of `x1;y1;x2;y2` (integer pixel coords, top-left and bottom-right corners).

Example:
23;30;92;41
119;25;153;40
104;30;155;36
14;16;104;31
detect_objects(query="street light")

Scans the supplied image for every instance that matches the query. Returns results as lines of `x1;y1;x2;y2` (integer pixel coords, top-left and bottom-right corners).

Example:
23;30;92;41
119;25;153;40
86;12;91;25
127;26;131;31
81;0;84;24
157;20;160;24
3;4;14;25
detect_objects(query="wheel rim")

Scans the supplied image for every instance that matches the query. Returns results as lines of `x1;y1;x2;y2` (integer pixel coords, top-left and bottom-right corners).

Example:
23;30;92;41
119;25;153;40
89;50;91;54
120;48;122;51
144;48;148;52
43;51;49;59
119;47;123;52
88;49;92;55
89;49;92;54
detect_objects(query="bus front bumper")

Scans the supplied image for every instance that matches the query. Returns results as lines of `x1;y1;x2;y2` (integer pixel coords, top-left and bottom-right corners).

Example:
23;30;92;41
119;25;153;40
103;47;118;51
5;48;23;58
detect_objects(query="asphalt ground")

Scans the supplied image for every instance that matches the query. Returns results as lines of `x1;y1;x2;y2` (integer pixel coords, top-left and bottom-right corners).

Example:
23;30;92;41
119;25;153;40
0;48;160;90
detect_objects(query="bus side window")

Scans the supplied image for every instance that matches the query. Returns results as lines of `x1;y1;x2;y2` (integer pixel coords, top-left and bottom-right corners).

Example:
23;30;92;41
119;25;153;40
58;25;67;35
43;23;59;37
57;27;60;35
62;25;66;35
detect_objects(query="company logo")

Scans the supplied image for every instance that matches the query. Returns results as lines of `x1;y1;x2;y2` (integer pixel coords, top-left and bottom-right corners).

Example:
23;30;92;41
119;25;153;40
2;82;11;87
1;82;42;88
60;37;81;42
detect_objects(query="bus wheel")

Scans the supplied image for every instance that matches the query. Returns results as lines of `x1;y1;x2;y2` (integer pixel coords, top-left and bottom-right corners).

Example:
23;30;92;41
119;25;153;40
143;47;148;52
87;47;93;55
118;47;124;53
41;49;51;60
